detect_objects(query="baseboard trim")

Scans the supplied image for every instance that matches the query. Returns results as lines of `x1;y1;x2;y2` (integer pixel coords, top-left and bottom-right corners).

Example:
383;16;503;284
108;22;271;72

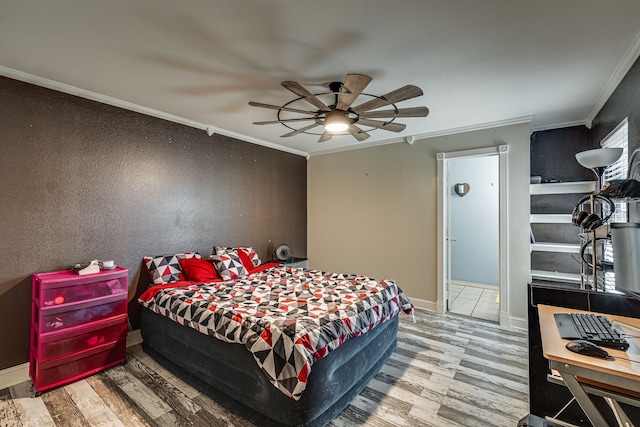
0;330;144;390
407;296;438;312
126;329;143;347
0;362;29;390
503;314;528;330
413;295;527;331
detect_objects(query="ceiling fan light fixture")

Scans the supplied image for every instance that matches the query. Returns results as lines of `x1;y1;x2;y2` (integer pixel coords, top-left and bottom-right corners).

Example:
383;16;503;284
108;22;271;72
323;110;350;133
249;74;428;143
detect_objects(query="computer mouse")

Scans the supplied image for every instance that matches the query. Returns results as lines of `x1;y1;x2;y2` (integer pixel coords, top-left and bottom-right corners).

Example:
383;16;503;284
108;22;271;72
565;340;611;359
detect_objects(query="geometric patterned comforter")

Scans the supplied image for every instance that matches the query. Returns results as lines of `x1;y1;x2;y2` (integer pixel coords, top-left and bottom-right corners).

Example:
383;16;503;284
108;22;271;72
139;265;413;400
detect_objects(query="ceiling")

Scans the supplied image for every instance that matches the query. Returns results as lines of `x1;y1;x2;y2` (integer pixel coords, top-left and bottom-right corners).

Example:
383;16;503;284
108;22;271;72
2;1;640;157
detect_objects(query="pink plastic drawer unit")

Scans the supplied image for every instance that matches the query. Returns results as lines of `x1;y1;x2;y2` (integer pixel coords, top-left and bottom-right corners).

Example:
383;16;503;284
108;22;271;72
32;269;128;307
39;277;127;307
30;267;128;393
32;315;128;361
31;340;127;393
36;294;127;334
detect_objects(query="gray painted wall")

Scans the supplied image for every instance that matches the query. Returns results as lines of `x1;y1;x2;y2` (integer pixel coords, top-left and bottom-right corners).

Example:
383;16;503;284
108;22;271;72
308;123;531;325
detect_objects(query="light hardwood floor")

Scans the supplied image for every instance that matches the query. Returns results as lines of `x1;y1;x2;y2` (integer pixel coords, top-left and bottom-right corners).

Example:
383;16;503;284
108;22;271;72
0;308;529;427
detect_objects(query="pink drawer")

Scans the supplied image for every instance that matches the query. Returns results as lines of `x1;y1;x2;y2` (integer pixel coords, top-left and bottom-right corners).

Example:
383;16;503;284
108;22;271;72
37;294;127;334
39;277;127;307
32;339;126;392
32;267;128;305
33;315;127;362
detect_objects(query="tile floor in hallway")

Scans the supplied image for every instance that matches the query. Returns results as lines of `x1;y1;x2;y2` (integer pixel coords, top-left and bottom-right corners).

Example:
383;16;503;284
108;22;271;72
448;284;500;322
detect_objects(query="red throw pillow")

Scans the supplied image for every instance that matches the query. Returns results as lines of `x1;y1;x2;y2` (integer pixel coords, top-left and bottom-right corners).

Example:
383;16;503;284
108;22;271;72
235;249;256;272
178;257;221;282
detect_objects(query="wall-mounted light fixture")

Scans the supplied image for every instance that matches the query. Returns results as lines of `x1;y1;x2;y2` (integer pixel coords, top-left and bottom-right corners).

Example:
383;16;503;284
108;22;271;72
454;183;470;197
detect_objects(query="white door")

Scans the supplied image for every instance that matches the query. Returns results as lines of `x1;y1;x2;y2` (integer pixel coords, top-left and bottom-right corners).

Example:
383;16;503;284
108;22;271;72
437;146;508;325
450;156;499;285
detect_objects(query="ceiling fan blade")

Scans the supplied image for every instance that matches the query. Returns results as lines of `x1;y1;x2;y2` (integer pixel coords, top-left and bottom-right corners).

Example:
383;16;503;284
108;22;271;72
253;117;316;125
318;131;333;143
356;118;406;133
351;85;424;113
336;74;372;111
359;106;429;119
281;123;321;137
282;81;331;112
249;101;317;115
347;124;371;142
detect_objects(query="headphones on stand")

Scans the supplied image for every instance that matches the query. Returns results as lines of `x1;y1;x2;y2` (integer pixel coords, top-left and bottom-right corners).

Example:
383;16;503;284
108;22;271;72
571;194;615;231
579;236;615;271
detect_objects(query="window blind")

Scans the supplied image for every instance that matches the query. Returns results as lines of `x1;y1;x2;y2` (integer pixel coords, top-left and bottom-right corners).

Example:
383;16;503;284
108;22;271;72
601;118;628;289
602;119;628;183
601;118;628;223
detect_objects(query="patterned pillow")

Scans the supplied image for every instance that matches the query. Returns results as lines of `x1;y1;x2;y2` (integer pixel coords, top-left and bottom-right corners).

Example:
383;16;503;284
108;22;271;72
144;252;200;285
214;246;261;267
211;251;248;280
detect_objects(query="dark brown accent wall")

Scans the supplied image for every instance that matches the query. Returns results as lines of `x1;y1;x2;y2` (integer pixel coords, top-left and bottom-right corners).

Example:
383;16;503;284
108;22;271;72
530;126;592;276
592;55;640;221
530;126;592;184
0;76;307;370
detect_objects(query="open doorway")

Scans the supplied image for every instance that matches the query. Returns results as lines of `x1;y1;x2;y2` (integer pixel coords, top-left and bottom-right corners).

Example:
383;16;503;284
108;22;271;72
448;155;499;321
436;146;510;326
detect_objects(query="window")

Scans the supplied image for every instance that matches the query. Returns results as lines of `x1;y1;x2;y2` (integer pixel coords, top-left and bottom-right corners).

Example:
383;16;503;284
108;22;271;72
601;118;628;289
602;118;629;223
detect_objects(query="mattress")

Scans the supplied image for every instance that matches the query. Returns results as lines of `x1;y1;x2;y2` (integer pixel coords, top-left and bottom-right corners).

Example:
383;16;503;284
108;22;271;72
141;307;399;426
138;266;412;400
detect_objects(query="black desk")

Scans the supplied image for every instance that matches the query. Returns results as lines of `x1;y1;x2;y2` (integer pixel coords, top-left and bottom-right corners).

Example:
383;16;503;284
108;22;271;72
527;283;640;426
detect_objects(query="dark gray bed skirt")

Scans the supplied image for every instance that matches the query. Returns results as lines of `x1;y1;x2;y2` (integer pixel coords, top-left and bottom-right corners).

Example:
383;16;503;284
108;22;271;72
140;308;399;426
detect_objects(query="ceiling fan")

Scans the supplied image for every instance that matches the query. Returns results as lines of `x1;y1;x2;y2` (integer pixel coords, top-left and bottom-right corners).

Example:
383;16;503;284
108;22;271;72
249;74;429;143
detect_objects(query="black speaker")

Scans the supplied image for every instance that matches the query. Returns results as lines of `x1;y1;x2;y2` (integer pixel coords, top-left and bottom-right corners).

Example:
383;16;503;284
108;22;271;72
571;195;615;231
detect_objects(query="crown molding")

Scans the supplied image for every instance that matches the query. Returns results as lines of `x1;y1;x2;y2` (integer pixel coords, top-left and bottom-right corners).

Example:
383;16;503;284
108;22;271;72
308;115;534;157
0;66;308;158
530;119;589;133
585;30;640;127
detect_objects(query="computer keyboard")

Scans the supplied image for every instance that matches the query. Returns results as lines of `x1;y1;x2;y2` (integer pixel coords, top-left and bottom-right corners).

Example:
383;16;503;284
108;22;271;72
554;312;630;350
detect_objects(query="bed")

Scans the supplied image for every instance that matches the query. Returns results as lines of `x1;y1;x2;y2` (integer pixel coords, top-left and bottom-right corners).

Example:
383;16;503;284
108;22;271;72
138;251;412;427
